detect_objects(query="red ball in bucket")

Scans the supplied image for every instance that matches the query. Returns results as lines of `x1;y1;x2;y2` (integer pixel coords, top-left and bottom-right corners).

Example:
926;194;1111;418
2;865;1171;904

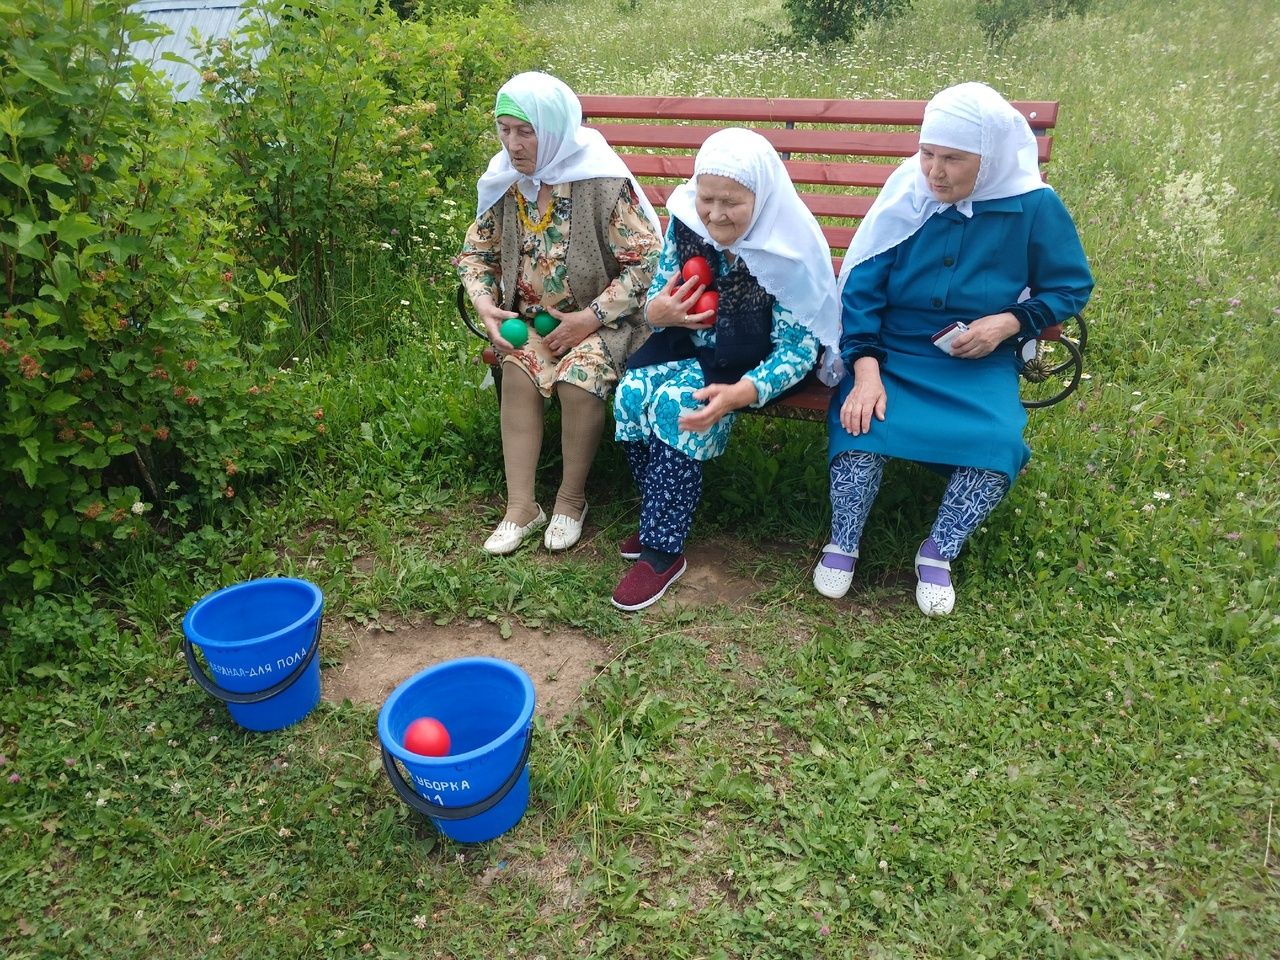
404;717;451;756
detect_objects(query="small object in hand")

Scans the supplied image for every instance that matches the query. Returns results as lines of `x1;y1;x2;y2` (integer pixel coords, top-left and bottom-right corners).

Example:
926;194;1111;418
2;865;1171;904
681;256;714;289
533;309;559;336
404;717;451;756
499;317;529;348
931;321;968;356
692;290;719;326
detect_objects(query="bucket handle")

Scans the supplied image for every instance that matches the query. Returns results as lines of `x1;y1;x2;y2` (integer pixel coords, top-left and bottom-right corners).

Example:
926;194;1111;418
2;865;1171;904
381;728;532;822
183;618;322;705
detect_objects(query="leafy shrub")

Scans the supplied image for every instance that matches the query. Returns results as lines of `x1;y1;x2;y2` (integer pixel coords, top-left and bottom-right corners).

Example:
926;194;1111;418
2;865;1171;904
975;0;1094;43
196;0;542;342
783;0;913;44
0;0;316;592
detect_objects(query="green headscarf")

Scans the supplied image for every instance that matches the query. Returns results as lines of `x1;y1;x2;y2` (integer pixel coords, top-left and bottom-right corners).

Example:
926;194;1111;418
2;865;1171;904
494;92;530;124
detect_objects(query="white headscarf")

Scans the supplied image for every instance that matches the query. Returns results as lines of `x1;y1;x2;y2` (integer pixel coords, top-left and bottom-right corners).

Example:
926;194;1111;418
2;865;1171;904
837;81;1049;290
666;128;841;378
474;72;660;232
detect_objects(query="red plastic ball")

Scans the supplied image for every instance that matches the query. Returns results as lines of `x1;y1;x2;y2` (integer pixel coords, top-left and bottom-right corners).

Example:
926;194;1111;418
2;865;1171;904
404;716;451;756
692;290;719;326
681;256;714;288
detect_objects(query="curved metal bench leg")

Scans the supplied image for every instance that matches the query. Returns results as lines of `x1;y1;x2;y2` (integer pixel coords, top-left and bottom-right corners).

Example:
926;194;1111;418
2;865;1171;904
1020;335;1083;409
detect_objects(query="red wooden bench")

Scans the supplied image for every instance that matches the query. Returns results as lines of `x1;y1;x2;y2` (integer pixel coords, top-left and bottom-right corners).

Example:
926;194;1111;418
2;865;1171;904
459;95;1086;419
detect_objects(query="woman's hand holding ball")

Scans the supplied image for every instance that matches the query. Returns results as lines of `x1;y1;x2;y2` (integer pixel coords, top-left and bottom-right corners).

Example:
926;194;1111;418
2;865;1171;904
647;271;715;328
476;295;524;350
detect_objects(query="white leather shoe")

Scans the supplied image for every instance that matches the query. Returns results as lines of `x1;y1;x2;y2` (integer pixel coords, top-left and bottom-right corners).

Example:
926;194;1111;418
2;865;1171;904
483;507;546;556
914;547;956;616
812;543;858;599
544;504;587;552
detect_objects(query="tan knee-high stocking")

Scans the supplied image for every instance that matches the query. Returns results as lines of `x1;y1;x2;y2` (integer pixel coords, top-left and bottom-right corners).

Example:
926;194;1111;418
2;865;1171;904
499;368;544;525
553;383;605;520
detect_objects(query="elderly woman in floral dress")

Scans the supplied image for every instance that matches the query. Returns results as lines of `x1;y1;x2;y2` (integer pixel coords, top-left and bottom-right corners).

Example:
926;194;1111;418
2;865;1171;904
456;72;660;555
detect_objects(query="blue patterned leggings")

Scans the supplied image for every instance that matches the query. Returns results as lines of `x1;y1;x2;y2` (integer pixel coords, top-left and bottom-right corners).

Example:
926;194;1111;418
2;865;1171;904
829;451;1009;560
624;440;703;554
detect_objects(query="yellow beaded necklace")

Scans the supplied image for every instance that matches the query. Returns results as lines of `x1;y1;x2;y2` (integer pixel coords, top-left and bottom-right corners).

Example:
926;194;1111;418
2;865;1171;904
514;189;555;234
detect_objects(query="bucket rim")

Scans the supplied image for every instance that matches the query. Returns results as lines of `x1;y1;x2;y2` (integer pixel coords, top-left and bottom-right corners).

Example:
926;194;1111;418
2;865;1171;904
378;656;535;767
182;577;324;652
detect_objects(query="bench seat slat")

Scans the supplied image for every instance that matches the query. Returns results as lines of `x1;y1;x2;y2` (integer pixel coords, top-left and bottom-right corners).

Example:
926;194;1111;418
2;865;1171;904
579;95;1060;130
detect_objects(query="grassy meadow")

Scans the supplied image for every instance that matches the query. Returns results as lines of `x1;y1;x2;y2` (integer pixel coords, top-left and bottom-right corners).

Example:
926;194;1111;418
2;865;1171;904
2;0;1278;956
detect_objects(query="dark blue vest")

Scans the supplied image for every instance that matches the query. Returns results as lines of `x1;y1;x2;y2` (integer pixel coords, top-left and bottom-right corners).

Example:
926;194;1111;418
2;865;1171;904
627;219;776;384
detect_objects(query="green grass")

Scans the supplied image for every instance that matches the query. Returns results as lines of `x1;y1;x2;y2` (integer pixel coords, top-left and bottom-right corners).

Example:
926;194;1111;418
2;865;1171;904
3;0;1278;956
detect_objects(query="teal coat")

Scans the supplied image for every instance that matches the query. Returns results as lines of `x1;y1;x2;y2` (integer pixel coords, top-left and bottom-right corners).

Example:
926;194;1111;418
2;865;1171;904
827;188;1094;485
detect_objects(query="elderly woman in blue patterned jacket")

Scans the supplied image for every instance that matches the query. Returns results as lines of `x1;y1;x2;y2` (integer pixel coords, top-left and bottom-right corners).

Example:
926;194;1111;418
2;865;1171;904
610;128;841;612
814;82;1094;616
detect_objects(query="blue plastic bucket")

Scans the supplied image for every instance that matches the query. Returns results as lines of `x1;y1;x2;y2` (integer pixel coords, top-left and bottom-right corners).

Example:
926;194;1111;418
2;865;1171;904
378;657;535;844
182;578;324;732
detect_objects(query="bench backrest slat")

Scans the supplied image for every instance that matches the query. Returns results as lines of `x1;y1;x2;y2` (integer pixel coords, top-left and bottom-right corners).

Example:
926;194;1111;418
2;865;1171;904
579;95;1059;130
588;122;1051;163
580;95;1058;265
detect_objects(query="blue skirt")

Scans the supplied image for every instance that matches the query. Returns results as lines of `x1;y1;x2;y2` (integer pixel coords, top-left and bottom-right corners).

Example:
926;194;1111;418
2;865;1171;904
827;329;1029;486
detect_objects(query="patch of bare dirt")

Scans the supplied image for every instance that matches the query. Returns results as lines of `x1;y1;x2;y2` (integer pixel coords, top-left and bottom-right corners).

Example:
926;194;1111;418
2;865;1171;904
322;618;609;725
663;542;764;610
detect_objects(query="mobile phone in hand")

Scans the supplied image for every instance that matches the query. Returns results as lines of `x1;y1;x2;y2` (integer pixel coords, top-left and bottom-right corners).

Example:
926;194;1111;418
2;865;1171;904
931;321;968;356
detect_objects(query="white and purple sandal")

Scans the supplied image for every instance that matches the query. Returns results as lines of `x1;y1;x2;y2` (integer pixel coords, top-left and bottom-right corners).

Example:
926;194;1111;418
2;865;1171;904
813;543;859;599
914;538;955;616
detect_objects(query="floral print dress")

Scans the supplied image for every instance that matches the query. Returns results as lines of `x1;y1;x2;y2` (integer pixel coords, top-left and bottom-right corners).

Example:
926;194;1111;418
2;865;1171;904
613;221;819;461
455;182;659;400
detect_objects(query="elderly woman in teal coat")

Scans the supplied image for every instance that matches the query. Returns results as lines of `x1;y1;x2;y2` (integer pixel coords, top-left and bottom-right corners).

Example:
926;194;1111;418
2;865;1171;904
814;82;1094;616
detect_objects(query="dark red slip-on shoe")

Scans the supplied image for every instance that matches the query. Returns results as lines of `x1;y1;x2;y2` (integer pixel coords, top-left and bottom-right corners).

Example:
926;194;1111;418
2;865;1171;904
611;557;687;611
619;532;643;561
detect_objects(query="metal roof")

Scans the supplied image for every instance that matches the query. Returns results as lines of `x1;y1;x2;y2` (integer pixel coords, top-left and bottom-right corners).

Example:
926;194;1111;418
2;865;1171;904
130;0;253;101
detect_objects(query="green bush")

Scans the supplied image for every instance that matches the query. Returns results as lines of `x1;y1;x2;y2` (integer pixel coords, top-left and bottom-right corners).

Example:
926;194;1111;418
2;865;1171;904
196;0;542;343
0;0;316;593
783;0;913;44
975;0;1094;43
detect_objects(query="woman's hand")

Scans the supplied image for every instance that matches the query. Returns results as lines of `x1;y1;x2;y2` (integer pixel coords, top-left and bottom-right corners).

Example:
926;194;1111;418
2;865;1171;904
839;357;886;436
541;306;602;357
646;272;715;329
678;379;758;433
950;311;1021;359
475;295;522;351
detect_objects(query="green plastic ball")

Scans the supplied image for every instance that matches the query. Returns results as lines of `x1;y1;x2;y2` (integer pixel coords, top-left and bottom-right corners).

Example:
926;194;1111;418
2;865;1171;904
533;310;559;337
499;318;528;348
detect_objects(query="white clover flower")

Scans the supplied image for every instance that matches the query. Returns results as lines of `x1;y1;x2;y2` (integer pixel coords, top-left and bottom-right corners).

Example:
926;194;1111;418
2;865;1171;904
131;501;146;515
400;299;410;306
1153;491;1172;501
413;915;427;929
